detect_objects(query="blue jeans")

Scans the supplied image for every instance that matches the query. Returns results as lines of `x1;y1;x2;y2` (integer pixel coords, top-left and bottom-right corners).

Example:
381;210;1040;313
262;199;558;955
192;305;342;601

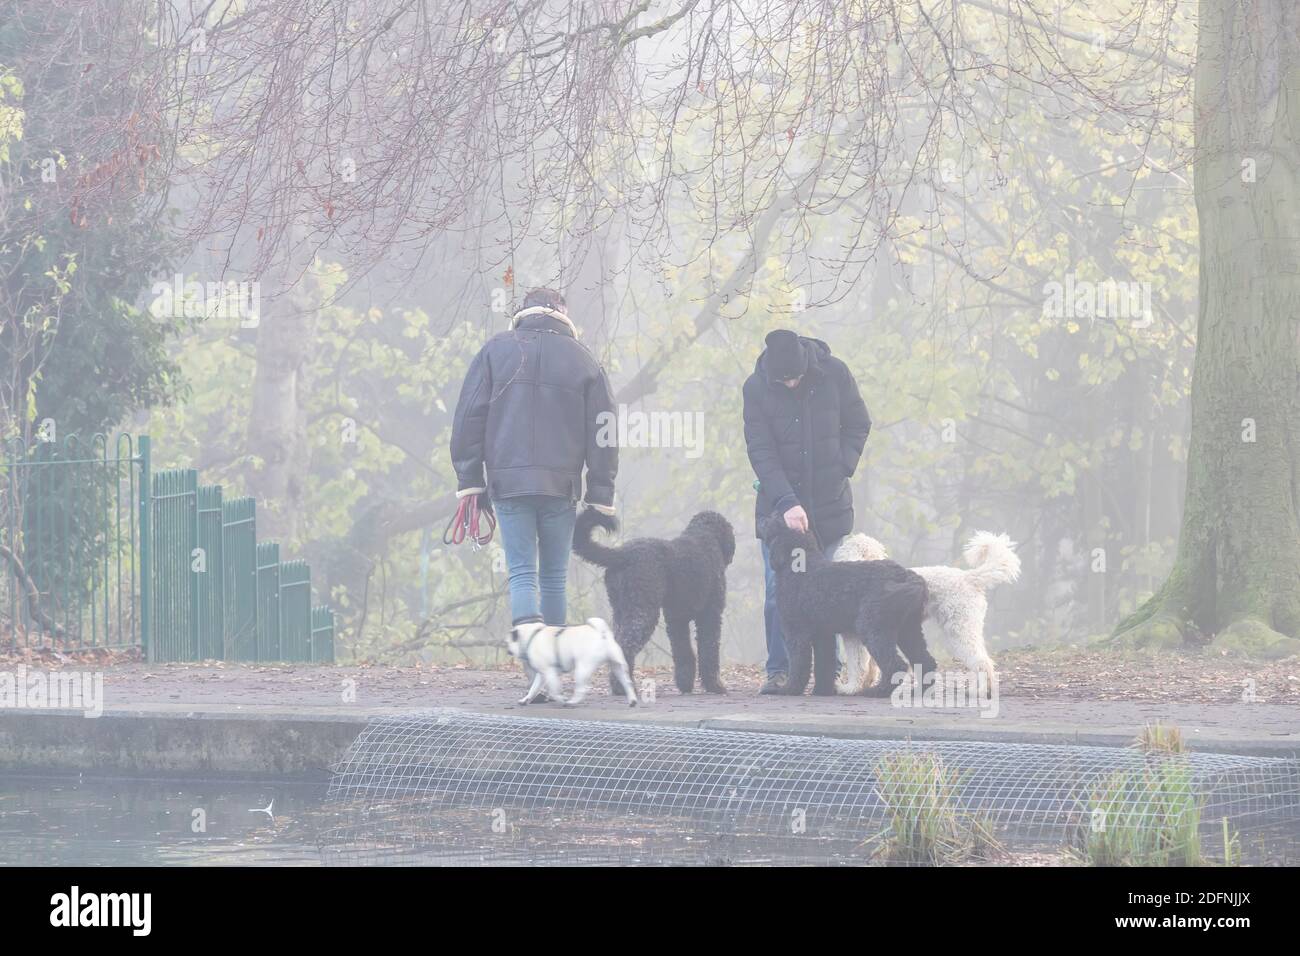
762;535;845;676
493;495;577;625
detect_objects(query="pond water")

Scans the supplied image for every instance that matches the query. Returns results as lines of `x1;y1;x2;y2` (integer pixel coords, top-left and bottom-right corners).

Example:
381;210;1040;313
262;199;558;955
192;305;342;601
0;773;330;866
2;773;853;866
7;771;1295;867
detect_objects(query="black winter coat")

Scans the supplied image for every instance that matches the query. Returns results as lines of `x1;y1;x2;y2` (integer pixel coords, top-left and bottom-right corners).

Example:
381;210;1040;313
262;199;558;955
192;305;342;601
450;311;617;507
742;336;871;542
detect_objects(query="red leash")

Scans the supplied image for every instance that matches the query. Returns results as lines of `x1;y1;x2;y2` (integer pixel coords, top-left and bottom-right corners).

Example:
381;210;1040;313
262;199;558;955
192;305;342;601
443;494;496;548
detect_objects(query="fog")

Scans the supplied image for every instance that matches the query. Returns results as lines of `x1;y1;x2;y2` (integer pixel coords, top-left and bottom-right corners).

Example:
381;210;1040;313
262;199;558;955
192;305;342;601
4;0;1296;667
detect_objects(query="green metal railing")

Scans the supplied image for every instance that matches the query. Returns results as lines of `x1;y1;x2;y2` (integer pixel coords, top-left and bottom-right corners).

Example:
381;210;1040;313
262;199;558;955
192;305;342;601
196;484;224;660
0;433;334;663
150;467;199;662
255;541;281;661
311;604;336;664
222;496;257;661
0;434;142;649
279;559;312;662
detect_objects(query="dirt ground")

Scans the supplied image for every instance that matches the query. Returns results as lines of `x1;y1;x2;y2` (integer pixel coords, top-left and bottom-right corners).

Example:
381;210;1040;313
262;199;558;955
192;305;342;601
995;647;1300;704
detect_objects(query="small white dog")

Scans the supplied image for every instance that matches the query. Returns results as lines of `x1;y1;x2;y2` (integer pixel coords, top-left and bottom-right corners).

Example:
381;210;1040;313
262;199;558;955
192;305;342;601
832;532;1020;692
507;617;638;707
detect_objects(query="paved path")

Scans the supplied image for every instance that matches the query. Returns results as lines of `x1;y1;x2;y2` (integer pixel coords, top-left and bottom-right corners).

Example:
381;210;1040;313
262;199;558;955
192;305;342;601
11;658;1294;755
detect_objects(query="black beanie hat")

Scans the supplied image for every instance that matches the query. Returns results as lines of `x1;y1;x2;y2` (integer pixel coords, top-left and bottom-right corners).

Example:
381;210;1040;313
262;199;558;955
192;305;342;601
764;329;807;382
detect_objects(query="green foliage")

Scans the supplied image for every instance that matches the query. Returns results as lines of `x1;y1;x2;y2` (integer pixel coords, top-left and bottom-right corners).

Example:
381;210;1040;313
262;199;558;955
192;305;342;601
0;67;22;157
0;10;187;440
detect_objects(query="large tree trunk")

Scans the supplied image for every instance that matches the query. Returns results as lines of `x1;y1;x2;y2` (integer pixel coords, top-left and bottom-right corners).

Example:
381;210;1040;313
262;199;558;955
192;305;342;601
244;258;320;544
1115;0;1300;656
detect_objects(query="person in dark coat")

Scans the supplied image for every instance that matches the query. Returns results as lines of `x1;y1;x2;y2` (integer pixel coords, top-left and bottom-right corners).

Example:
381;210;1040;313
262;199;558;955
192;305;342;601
450;288;617;629
742;329;872;693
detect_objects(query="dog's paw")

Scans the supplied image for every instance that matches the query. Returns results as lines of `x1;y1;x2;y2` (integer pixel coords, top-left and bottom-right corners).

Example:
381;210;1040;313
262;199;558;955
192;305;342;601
517;696;531;705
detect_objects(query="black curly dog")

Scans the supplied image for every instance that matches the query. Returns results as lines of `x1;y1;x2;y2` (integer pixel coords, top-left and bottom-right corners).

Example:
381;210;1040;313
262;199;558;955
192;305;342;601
573;508;735;694
758;515;934;696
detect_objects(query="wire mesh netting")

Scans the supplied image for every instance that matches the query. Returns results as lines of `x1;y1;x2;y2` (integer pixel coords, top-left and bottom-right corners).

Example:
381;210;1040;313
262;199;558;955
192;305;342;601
318;710;1300;866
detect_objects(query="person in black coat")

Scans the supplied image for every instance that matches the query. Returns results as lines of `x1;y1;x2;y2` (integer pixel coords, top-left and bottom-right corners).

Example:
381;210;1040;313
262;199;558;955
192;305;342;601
742;329;872;693
450;288;617;629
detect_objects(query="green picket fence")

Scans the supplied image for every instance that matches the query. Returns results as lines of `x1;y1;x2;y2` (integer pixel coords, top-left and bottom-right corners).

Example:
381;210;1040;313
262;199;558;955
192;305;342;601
0;433;335;662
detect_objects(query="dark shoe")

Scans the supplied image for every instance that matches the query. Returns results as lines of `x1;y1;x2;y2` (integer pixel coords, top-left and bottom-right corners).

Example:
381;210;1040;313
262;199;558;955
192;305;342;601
758;672;787;695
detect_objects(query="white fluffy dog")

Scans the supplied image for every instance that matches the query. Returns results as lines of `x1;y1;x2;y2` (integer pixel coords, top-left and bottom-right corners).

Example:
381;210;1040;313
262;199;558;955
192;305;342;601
832;532;1020;693
507;617;638;707
831;544;882;694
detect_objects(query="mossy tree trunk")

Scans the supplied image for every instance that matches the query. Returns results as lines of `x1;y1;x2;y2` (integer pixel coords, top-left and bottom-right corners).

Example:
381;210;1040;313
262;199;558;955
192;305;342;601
1115;0;1300;657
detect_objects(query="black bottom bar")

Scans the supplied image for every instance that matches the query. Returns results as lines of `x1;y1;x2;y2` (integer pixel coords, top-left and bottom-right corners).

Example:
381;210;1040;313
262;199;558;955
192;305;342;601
1;865;1285;941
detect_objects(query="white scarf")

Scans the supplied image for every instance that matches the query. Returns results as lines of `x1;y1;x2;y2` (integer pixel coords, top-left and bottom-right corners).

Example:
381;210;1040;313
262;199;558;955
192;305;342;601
511;305;578;337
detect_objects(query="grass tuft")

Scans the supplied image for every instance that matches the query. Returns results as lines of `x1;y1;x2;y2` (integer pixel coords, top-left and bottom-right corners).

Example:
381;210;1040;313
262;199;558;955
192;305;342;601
868;751;1004;865
1134;721;1186;754
1073;757;1203;866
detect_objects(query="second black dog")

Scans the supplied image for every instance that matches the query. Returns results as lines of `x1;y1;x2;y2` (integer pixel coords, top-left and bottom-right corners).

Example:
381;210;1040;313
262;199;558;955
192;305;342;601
759;516;933;696
573;507;735;694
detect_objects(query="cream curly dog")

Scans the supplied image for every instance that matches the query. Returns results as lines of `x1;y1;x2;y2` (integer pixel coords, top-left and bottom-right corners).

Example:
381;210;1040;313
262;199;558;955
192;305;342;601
833;531;1020;693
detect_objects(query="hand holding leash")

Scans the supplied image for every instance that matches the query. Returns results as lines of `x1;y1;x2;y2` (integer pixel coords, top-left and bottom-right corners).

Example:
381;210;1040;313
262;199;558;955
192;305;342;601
444;493;496;549
783;504;809;533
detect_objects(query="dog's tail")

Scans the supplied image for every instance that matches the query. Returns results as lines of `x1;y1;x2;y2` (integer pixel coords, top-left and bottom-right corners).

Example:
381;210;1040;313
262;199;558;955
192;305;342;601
572;508;625;567
962;531;1021;592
